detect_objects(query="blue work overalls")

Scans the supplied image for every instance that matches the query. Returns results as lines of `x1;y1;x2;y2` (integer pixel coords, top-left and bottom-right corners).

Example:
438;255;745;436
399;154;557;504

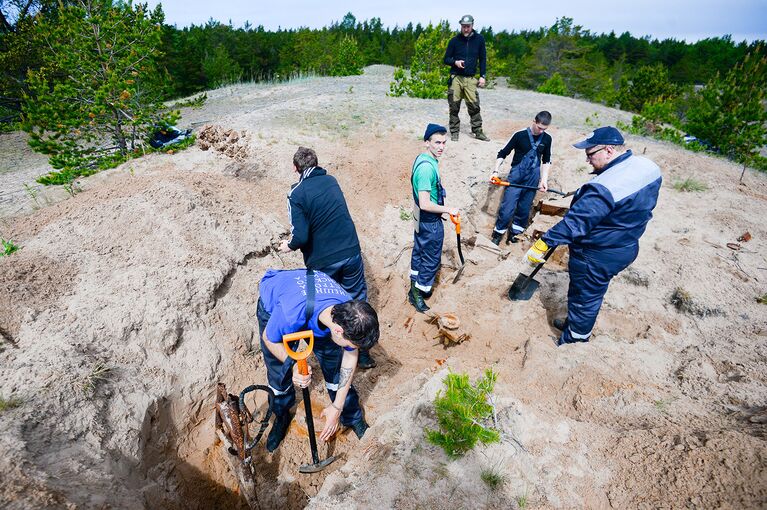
494;129;543;235
410;160;446;293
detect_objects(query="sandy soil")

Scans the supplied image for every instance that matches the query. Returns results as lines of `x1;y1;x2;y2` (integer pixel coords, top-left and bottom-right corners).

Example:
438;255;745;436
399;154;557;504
1;65;766;509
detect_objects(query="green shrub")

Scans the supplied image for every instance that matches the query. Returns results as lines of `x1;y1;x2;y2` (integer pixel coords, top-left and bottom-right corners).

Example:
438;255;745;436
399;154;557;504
537;72;568;96
480;466;507;491
1;238;19;257
426;369;500;458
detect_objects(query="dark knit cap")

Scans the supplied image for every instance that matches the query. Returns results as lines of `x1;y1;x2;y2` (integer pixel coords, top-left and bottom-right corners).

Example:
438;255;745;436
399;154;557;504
423;123;447;141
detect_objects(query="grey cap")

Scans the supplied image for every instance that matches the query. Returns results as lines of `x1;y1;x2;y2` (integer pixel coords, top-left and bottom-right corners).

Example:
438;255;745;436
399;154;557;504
459;14;474;25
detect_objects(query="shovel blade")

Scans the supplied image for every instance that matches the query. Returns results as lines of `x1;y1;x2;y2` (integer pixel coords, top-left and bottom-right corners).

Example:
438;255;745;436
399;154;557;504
507;273;540;301
299;455;337;474
452;264;466;284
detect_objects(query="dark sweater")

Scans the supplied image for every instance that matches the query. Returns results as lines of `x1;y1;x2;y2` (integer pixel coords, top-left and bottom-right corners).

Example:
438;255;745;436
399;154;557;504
287;167;361;269
497;129;552;167
444;31;487;78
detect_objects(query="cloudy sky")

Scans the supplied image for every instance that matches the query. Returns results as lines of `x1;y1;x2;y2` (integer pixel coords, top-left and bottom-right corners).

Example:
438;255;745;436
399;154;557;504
146;0;767;42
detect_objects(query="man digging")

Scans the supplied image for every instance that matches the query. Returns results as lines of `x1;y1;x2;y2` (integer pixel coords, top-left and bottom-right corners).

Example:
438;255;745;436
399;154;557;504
491;111;553;245
257;269;379;451
279;146;377;369
526;126;661;346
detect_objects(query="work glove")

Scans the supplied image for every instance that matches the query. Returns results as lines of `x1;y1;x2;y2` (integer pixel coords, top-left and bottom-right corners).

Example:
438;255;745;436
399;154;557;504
526;239;549;266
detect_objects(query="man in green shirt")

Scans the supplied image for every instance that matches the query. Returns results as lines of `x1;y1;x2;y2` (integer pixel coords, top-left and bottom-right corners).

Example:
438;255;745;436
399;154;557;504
408;123;460;312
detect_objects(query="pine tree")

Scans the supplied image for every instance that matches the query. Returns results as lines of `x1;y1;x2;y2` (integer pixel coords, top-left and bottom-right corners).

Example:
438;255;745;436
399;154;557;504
22;0;175;183
331;35;365;76
389;22;450;99
685;48;767;180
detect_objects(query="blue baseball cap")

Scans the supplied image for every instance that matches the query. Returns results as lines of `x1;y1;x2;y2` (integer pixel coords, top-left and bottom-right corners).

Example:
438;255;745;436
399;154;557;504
573;126;625;149
423;123;447;141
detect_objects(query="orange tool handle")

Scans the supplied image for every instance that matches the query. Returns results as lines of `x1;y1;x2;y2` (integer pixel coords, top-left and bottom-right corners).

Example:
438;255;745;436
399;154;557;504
490;176;510;187
282;330;314;377
449;214;461;234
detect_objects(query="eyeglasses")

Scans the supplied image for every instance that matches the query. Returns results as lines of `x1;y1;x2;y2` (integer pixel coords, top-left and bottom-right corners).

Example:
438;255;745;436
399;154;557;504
585;147;605;159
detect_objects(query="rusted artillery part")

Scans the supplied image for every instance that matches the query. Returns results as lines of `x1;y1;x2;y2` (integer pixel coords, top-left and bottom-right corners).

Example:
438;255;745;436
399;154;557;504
215;382;260;509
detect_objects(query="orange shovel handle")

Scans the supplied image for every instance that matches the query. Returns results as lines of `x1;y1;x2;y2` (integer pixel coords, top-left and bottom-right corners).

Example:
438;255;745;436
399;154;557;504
282;330;314;375
449;214;461;234
490;176;510;187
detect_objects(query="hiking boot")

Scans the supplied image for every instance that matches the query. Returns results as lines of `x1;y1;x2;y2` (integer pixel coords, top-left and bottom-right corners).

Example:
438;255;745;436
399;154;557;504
349;419;369;440
506;234;519;244
266;413;291;452
491;230;503;246
552;318;566;331
357;349;376;369
473;131;490;141
451;133;459;142
407;282;430;313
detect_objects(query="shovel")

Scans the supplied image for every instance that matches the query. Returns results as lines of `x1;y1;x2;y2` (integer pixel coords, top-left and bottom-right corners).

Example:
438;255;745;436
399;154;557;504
449;214;466;283
490;176;573;197
283;330;338;474
508;246;556;301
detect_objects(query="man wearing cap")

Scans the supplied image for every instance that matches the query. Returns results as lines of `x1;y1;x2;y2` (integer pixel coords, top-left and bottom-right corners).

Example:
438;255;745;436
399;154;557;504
257;268;379;451
491;111;554;245
408;123;459;312
278;146;377;368
444;15;489;142
526;126;661;346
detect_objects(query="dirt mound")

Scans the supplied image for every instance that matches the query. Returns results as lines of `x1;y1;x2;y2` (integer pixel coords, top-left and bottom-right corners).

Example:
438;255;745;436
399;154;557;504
1;66;766;508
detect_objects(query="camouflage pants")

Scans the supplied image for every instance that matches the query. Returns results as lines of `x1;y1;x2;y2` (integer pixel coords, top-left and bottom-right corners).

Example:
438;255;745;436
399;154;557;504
448;75;483;135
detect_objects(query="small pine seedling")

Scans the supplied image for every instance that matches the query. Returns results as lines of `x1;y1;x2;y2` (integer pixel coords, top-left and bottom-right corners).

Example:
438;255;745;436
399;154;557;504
673;178;708;192
426;368;500;457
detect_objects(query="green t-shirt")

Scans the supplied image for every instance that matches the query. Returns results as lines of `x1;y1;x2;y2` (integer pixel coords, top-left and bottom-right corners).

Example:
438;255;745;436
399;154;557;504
411;153;440;205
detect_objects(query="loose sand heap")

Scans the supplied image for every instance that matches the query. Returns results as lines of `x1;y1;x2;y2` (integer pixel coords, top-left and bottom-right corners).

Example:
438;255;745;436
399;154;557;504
1;66;766;509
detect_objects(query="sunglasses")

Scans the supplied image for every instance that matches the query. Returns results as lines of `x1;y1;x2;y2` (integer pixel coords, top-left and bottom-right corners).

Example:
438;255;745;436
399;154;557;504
585;147;605;159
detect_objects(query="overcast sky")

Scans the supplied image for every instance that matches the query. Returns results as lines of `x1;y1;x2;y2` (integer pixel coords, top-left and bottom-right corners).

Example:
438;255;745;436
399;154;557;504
146;0;767;43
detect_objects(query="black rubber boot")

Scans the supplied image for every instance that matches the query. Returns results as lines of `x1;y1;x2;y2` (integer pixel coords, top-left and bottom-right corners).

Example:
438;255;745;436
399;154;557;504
266;413;291;452
349;419;369;439
491;230;503;246
407;282;430;313
553;318;566;331
357;349;376;369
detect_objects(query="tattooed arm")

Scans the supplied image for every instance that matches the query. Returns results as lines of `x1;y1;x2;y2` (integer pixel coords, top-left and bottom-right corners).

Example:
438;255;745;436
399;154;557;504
319;348;358;441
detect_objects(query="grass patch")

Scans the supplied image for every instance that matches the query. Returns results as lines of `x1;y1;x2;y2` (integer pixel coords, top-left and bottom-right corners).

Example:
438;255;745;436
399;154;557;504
516;492;528;509
0;396;22;412
426;369;500;458
672;178;708;192
171;93;207;109
480;467;506;491
81;361;112;394
399;206;413;221
669;287;724;318
757;293;767;305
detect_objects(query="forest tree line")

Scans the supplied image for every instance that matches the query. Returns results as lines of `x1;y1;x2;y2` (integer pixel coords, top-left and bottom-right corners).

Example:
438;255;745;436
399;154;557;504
1;1;765;183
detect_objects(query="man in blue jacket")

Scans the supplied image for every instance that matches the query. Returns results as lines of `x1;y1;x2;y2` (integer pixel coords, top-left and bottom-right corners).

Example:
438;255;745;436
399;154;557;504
443;14;488;142
526;126;661;346
279;147;376;368
257;269;379;452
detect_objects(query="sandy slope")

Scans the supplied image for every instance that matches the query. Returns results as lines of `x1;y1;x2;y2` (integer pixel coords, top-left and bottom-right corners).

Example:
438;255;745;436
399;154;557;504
1;65;766;509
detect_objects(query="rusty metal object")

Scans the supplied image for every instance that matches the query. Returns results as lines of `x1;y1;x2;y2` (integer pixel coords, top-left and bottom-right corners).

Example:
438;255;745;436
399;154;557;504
533;200;569;217
737;232;752;242
426;312;471;346
215;382;265;509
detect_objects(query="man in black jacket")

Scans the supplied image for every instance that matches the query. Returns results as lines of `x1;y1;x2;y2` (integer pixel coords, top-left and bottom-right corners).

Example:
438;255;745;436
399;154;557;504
443;14;489;142
278;147;376;368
